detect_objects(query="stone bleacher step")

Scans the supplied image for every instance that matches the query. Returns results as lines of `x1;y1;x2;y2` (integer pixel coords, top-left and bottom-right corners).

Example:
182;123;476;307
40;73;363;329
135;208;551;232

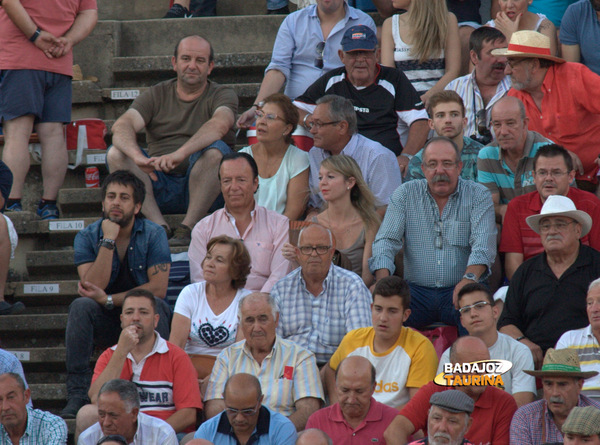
0;146;107;168
101;83;260;102
0;313;68;334
11;280;79;306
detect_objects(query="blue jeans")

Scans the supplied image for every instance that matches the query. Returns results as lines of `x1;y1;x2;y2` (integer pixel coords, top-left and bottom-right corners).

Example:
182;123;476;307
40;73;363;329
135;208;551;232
405;284;467;336
64;297;172;400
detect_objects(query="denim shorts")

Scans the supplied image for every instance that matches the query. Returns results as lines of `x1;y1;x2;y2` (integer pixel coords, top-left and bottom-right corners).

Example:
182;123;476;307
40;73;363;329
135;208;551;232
0;69;72;123
142;140;231;214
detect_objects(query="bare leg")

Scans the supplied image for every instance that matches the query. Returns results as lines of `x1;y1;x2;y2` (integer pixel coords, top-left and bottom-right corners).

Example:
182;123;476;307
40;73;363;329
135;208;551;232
75;404;98;443
2;116;35;199
36;122;67;200
173;0;191;6
106;147;168;228
182;148;223;228
0;216;10;302
459;26;476;76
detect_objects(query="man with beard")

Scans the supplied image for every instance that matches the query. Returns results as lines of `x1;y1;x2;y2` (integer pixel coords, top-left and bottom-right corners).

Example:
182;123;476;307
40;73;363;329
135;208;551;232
476;96;552;223
61;171;172;419
494;30;600;193
561;0;600;76
370;137;496;332
75;290;202;441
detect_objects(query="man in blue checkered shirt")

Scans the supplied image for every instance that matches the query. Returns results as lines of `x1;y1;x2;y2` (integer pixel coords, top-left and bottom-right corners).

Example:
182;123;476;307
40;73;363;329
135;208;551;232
369;137;496;333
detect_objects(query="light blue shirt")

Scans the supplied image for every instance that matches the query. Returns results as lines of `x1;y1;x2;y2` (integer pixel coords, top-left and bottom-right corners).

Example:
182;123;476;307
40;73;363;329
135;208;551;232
369;178;497;287
0;406;67;445
265;2;375;99
194;406;297;445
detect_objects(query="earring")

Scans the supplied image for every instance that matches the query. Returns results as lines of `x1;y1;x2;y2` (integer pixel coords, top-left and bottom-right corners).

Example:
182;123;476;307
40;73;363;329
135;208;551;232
347;186;350;190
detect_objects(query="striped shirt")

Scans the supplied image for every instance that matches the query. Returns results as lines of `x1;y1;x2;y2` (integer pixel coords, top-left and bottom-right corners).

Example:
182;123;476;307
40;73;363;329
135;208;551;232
556;325;600;400
477;131;553;204
204;337;324;416
0;406;67;445
510;395;600;444
445;70;512;140
272;265;373;364
406;136;484;182
369;177;496;286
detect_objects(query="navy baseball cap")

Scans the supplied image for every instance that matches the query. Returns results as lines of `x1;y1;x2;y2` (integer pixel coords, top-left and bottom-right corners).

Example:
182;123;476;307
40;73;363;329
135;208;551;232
341;25;377;52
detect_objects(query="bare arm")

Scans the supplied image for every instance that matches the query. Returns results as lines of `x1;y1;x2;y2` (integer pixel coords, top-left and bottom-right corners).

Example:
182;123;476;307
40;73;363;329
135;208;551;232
151;106;235;173
561;43;581;64
76;219;122;290
380;18;396;68
402;120;429;157
169;313;192;349
362;225;379;287
204;399;226;419
537;19;557;56
237;70;287;128
383;415;415;445
371;0;398;18
499;324;543;369
1;0;60;55
323;364;338;404
513;391;535;408
283;168;309;221
491;192;507;224
288;397;321;431
504;252;524;281
111;109;157;179
165;407;197;433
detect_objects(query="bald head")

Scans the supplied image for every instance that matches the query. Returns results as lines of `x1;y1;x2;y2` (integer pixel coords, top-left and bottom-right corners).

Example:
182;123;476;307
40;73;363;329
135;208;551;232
296;429;333;445
223;373;262;401
336;356;376;385
298;224;333;247
449;336;490;364
174;35;213;61
491;96;527;121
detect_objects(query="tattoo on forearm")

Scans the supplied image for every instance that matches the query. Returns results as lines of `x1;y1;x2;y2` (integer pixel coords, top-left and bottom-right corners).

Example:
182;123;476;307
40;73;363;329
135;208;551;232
150;263;169;275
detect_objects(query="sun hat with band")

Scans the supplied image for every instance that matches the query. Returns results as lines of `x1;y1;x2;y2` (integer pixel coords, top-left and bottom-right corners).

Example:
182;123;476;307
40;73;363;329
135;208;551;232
524;348;599;379
491;30;564;64
526;195;592;238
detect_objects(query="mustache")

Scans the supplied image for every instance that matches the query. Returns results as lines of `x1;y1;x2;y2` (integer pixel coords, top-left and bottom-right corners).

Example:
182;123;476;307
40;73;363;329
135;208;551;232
545;234;563;241
492;62;506;70
431;432;453;445
433;174;451;184
549;396;565;404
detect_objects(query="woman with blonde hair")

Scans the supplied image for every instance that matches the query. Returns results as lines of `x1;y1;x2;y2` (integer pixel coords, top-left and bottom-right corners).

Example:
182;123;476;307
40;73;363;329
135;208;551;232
381;0;460;106
284;155;380;285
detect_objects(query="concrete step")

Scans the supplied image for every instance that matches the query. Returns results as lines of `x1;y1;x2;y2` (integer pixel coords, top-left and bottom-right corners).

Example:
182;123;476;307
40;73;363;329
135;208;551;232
6;347;66;365
97;0;284;20
10;281;78;306
58;188;102;218
0;146;107;168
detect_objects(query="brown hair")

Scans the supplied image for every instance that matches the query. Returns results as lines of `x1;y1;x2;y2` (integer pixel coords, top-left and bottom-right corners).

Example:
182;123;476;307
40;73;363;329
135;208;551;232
427;90;466;118
262;93;298;144
202;235;251;289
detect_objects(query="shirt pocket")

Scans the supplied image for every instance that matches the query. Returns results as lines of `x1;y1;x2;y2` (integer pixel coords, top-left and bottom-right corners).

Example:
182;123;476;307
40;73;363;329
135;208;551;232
246;241;274;280
445;221;470;247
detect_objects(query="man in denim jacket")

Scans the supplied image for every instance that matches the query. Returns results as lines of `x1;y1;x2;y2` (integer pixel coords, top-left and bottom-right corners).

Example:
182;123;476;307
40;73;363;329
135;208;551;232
60;170;172;419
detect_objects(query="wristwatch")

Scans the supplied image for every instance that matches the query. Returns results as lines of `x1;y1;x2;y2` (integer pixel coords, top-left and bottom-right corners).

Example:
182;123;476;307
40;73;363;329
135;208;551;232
463;272;478;282
105;294;114;310
99;238;116;250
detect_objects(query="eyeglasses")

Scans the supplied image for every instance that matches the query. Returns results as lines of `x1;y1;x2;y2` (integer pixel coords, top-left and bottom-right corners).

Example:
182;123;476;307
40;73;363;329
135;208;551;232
506;58;531;68
458;300;491;316
539;220;576;233
298;245;331;255
314;41;325;69
225;401;260;417
534;169;569;178
434;221;443;249
255;110;284;122
422;161;458;171
306;120;340;130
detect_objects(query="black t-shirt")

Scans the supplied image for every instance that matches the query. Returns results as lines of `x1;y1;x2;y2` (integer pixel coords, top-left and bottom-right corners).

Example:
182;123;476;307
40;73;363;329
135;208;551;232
447;0;482;24
295;65;426;156
106;252;137;295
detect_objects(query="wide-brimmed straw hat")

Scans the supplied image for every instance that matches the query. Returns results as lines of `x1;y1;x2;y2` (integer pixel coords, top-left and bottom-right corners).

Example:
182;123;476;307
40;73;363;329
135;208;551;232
524;348;598;379
526;195;592;237
491;30;564;63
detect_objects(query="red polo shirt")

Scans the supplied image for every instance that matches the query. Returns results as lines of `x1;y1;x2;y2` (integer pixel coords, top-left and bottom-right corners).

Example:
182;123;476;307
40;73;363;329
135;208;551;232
508;63;600;183
500;187;600;259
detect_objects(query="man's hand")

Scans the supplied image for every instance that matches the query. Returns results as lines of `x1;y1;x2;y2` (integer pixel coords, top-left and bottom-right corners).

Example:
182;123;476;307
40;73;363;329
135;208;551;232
78;280;108;304
117;324;141;355
132;155;158;181
48;36;73;58
281;242;298;262
236;107;257;129
101;218;121;241
34;30;60;58
397;155;409;176
522;338;544;370
149;152;185;173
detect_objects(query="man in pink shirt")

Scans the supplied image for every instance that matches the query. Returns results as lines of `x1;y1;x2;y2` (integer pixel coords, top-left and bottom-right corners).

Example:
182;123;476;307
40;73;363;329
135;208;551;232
0;0;97;219
188;152;290;292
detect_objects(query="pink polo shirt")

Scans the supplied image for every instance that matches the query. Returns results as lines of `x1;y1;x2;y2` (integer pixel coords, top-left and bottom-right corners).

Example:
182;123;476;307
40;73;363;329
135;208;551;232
188;203;291;292
305;398;398;445
0;0;97;76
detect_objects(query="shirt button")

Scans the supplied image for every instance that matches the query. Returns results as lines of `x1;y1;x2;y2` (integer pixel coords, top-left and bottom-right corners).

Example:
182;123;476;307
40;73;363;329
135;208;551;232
129;247;133;250
437;260;441;265
138;265;143;269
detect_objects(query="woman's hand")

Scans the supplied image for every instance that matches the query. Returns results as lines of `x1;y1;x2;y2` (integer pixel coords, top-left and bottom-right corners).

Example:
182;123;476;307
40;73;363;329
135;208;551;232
282;242;298;262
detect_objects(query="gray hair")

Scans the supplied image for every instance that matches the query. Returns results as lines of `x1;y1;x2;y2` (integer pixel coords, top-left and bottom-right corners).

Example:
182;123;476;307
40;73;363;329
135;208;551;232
0;373;26;391
589;278;600;293
316;95;358;134
238;292;279;320
297;429;333;445
98;379;141;413
422;136;460;162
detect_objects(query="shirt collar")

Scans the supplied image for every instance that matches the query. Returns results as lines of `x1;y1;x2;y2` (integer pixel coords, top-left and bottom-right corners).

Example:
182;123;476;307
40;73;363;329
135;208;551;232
299;263;334;294
216;406;271;442
329;398;381;425
541;64;557;94
243;336;279;362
